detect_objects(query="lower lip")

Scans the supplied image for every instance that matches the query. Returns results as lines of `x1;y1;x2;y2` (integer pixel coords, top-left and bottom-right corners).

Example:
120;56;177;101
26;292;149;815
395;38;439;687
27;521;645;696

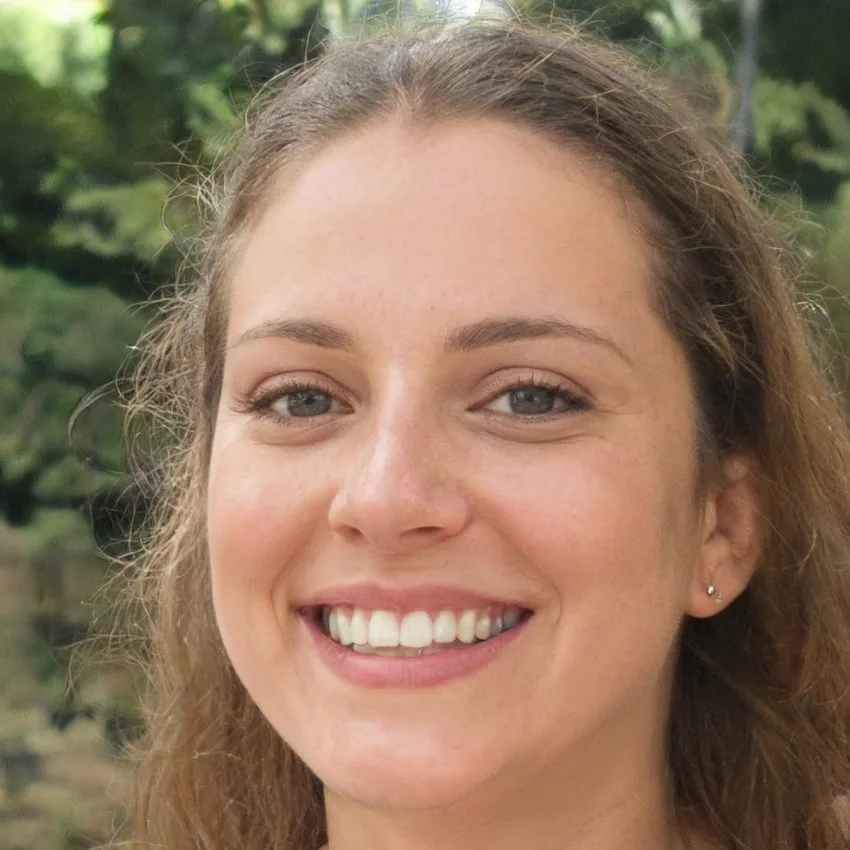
301;614;529;688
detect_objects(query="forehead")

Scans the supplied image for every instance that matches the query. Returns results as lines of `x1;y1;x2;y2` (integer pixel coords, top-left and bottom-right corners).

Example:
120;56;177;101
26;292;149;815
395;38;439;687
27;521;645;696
226;118;659;355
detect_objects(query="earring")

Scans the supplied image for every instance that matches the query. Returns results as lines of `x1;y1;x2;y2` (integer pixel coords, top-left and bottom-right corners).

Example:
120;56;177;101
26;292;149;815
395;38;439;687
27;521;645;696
706;583;723;606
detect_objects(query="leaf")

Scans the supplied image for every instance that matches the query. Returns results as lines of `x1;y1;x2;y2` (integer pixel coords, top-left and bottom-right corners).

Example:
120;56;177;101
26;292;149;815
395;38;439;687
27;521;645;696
0;1;110;97
750;76;809;156
50;178;173;262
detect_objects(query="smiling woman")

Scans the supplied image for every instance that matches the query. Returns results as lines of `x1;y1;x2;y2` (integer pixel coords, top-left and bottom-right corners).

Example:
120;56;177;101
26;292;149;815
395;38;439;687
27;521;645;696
120;15;850;850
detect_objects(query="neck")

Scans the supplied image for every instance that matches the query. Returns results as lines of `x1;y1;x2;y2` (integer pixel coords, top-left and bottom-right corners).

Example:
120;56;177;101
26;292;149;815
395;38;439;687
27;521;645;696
323;729;686;850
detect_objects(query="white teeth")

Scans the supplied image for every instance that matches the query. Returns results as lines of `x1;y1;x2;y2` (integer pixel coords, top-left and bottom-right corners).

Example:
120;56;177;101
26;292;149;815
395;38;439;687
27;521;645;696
336;610;353;646
457;609;477;644
433;610;458;644
368;610;400;647
474;614;491;641
351;608;369;645
321;605;525;650
399;611;433;648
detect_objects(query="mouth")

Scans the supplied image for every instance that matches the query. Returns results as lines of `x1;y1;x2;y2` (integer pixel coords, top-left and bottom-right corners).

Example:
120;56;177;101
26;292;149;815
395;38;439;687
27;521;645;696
297;600;534;687
305;604;532;657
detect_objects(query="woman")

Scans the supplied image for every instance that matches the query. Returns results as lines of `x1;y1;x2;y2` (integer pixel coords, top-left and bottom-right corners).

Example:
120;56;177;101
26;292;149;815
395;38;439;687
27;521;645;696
121;15;850;850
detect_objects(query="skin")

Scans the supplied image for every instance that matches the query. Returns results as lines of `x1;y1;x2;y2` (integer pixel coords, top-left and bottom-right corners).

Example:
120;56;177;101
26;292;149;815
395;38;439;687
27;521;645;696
207;118;760;850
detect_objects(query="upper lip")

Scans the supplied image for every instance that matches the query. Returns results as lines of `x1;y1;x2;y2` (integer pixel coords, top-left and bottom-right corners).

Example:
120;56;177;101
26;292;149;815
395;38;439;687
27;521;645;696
296;583;531;613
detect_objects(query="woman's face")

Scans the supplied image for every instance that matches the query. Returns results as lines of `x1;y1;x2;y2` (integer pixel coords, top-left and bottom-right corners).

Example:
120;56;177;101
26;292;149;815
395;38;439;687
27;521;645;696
208;119;709;811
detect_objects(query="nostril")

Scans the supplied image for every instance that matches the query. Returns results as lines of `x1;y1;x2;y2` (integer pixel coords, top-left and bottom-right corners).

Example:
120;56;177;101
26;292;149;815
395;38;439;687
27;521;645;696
335;524;366;542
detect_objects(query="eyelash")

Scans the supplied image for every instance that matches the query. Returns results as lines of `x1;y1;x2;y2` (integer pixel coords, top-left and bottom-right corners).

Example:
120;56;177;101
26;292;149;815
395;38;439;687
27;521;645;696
235;374;590;427
234;378;346;426
476;374;589;422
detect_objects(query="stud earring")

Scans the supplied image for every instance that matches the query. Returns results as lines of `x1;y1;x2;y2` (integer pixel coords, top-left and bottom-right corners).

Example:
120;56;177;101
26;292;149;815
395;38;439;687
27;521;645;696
706;583;723;606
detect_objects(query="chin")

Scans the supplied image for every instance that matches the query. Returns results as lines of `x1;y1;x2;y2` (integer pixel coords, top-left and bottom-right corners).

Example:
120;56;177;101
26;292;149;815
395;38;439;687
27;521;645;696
298;726;503;811
322;761;490;810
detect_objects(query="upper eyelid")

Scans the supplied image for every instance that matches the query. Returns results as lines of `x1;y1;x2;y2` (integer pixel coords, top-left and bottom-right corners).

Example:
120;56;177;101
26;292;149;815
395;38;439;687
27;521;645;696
248;370;580;397
475;369;590;404
243;374;349;402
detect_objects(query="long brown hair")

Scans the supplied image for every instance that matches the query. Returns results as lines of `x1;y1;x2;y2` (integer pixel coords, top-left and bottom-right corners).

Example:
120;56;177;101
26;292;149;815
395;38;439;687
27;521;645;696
118;15;850;850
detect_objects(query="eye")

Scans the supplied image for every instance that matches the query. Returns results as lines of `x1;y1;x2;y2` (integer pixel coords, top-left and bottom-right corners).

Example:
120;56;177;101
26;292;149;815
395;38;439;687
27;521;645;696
483;380;588;418
278;388;335;418
236;378;350;425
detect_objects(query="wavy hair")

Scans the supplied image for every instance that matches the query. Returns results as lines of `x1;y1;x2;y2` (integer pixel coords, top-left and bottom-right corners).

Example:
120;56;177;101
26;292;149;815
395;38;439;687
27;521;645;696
117;15;850;850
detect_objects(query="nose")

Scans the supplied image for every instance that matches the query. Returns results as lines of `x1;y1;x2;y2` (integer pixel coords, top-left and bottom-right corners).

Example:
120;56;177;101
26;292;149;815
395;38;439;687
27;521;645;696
327;412;473;556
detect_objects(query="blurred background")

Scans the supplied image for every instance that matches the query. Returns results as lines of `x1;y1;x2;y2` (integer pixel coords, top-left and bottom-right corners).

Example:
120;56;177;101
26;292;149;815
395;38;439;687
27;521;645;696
0;0;848;847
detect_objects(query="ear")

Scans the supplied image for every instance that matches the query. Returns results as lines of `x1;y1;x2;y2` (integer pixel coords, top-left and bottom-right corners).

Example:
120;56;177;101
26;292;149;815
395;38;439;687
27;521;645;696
687;454;762;618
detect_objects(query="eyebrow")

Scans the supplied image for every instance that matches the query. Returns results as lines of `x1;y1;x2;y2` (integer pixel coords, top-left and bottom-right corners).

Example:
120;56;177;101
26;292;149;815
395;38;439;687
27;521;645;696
443;316;630;362
233;318;356;350
232;315;629;363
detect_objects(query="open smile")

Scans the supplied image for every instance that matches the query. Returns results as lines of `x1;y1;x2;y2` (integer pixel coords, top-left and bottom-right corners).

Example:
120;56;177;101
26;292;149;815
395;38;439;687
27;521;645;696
297;592;534;688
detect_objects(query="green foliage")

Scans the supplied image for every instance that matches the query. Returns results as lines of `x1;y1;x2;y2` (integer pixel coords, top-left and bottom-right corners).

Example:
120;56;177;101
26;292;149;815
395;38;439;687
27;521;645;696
51;178;172;261
823;180;850;300
0;266;142;522
749;77;850;203
0;1;110;97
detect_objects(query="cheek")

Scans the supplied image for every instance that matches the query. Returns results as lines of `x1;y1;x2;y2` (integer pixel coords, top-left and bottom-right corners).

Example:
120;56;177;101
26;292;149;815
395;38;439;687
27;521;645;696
205;433;334;646
487;436;693;578
477;429;697;683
